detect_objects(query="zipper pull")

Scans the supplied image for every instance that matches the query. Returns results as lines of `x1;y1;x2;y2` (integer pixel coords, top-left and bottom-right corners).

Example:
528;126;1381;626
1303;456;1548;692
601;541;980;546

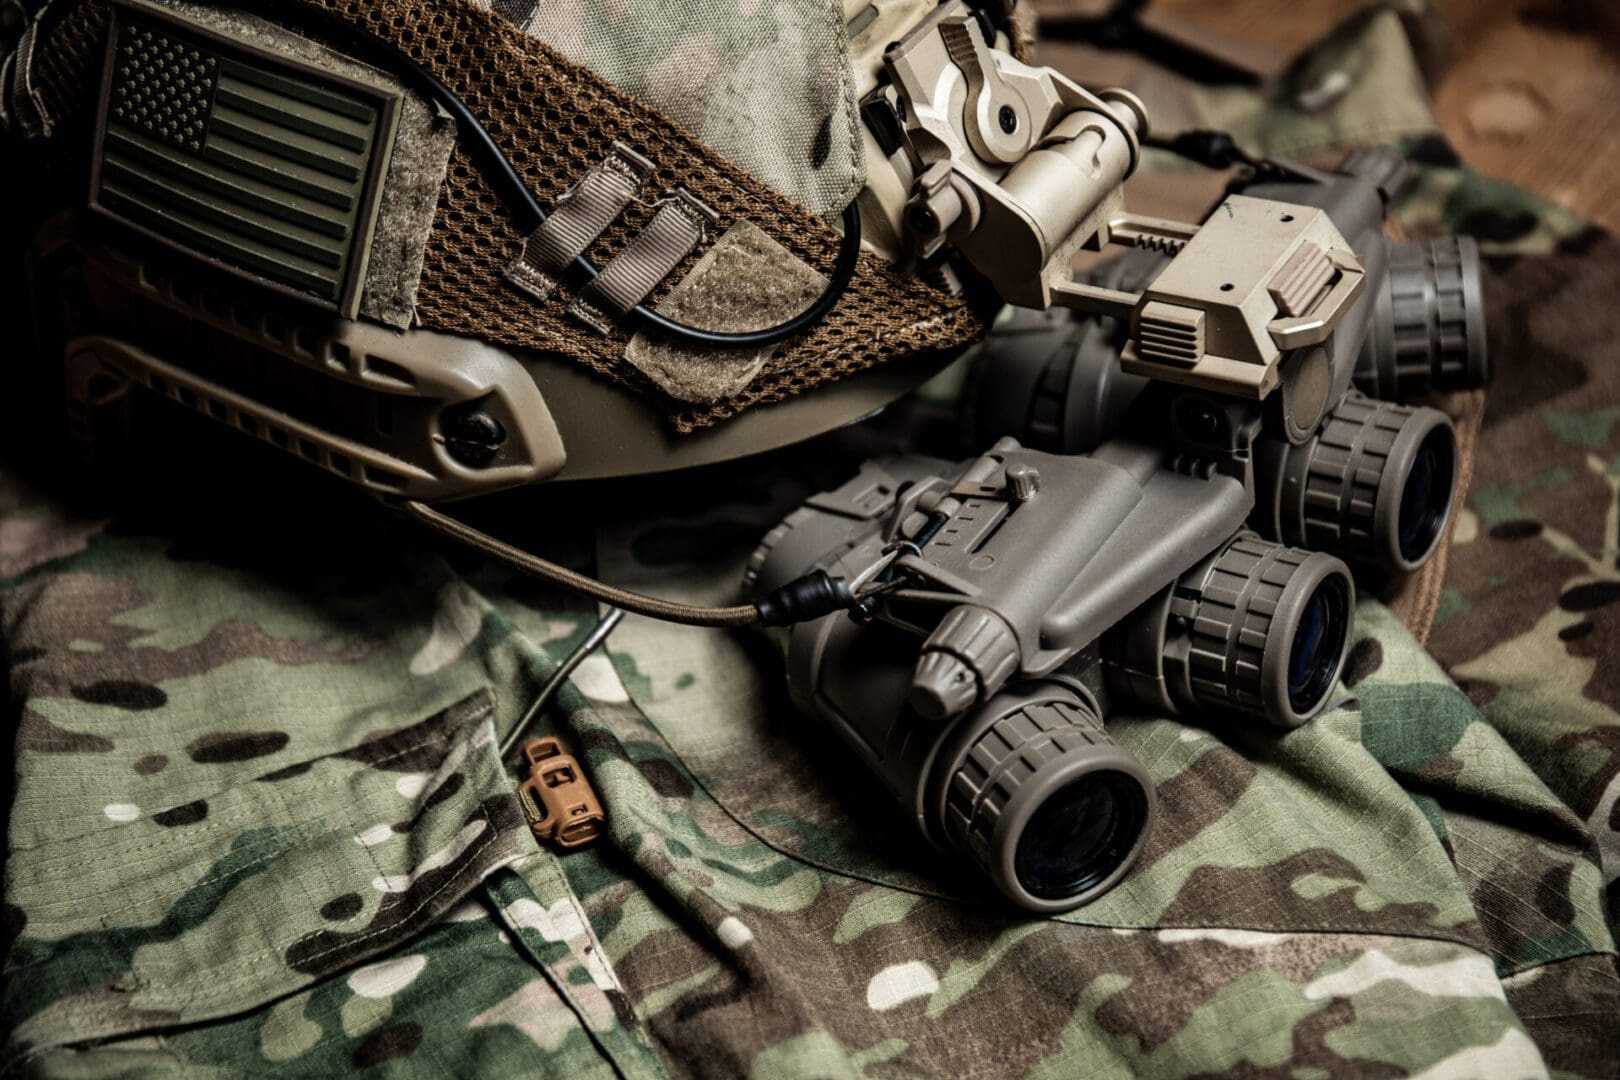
516;736;605;850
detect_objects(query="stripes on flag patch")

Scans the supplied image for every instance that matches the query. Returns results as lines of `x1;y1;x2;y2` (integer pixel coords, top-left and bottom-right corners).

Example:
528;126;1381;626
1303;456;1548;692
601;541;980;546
90;0;400;317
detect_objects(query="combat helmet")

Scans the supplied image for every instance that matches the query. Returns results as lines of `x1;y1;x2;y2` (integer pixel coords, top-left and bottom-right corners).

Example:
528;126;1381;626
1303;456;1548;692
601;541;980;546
1;0;1063;492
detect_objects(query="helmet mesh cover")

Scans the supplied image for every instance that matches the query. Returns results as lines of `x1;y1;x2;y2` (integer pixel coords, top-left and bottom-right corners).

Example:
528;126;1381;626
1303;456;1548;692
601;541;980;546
37;0;988;431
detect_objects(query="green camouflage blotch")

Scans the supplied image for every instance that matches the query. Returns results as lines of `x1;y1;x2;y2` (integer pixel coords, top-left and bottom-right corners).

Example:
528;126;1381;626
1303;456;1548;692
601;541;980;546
1408;792;1450;845
1354;681;1476;773
1544;408;1620;450
1435;586;1472;626
1516;926;1596;971
1471;468;1575;528
4;827;289;1030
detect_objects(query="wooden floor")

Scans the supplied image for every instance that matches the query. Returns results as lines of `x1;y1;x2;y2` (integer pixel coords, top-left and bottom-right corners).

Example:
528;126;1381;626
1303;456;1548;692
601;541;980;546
1035;0;1620;233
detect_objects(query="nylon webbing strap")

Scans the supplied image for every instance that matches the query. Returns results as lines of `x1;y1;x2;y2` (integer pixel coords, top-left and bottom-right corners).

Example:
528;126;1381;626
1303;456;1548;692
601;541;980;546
0;8;55;138
505;143;652;302
571;190;717;334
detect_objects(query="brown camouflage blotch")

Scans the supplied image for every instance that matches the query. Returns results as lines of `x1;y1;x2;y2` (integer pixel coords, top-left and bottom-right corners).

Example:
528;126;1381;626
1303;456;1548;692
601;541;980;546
626;874;840;1080
1550;726;1620;820
422;771;464;810
319;893;363;921
150;800;208;828
1533;864;1576;924
1519;472;1620;575
17;709;114;754
6;574;376;708
1092;931;1361;1051
1341;638;1384;688
1488;520;1544;541
1430;237;1620;693
910;923;1145;1074
1445;814;1591;969
1414;751;1465;784
575;728;636;765
1557;583;1620;613
1433;543;1590;676
1157;850;1457;942
1133;749;1259;873
636;757;695;800
255;762;314;782
1502;954;1620;1079
185;731;290;764
333;698;487;774
1187;997;1404;1080
70;680;166;710
352;1021;422;1067
1453;676;1501;709
1567;602;1620;718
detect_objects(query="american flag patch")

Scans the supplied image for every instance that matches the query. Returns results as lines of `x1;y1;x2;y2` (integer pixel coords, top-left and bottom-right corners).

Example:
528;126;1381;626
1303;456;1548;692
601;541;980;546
91;0;400;316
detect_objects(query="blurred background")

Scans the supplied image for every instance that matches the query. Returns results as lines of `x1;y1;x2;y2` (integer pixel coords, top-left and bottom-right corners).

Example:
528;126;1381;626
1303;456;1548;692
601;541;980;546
1029;0;1620;233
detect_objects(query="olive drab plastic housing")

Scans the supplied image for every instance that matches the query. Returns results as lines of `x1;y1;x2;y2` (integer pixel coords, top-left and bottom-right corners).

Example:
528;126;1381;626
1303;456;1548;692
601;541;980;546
750;147;1487;913
746;443;1360;912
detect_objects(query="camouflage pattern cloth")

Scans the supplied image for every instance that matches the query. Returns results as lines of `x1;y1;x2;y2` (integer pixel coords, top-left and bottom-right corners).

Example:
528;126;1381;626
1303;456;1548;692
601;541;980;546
501;0;864;220
4;3;1619;1078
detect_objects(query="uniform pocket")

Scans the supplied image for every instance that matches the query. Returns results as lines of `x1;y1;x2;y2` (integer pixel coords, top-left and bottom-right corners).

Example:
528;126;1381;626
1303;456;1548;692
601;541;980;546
3;688;532;1070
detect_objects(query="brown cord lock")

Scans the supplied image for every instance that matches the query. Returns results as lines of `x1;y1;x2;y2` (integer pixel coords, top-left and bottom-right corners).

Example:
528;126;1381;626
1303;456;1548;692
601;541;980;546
516;736;604;850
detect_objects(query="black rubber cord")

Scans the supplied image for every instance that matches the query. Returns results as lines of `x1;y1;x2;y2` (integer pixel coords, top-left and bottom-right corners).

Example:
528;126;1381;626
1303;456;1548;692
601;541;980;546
1144;129;1258;171
240;0;861;349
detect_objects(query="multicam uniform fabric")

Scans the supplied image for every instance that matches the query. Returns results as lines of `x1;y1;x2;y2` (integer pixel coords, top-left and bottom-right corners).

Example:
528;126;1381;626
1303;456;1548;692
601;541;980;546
4;4;1618;1078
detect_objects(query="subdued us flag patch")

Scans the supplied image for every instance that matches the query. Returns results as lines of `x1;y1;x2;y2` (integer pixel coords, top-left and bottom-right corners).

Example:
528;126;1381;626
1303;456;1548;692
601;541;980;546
89;0;400;317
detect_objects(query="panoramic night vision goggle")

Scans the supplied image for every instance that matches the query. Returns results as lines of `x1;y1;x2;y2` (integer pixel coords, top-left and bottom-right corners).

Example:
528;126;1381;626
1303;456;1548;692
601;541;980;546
3;0;1489;911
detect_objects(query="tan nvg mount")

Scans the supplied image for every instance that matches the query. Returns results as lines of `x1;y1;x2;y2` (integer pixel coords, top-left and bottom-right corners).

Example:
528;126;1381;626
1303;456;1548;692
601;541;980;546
871;1;1365;397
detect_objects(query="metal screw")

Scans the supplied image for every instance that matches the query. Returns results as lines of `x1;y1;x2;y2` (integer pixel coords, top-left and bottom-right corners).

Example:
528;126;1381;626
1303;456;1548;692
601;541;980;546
1006;462;1040;501
998;105;1018;134
443;411;507;467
